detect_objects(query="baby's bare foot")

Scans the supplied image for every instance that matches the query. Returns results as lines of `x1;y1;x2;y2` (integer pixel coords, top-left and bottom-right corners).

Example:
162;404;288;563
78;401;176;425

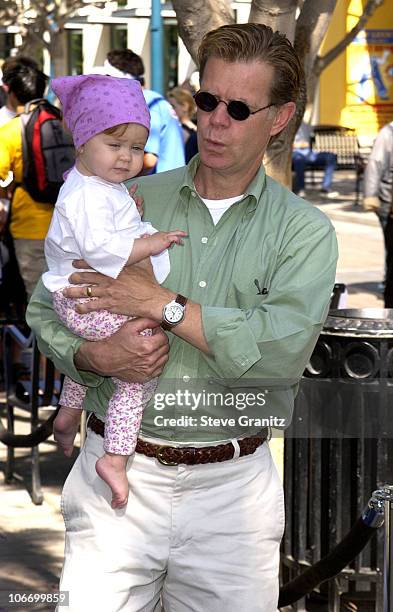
54;406;82;457
96;454;129;509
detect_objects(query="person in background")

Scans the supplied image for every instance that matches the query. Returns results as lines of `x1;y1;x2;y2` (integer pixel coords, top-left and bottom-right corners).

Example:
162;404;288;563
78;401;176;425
0;57;40;229
292;121;338;197
384;194;393;308
167;86;198;163
0;57;37;126
0;82;5;108
0;57;49;299
27;23;337;611
103;49;185;174
363;119;393;299
167;87;197;143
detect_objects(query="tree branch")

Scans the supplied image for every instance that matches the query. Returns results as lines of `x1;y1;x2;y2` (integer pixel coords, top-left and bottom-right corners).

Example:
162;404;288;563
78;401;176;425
295;0;336;69
315;0;385;75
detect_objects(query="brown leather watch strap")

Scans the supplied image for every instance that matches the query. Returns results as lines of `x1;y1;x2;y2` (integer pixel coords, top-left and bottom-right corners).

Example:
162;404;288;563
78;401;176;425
175;294;187;307
161;294;188;331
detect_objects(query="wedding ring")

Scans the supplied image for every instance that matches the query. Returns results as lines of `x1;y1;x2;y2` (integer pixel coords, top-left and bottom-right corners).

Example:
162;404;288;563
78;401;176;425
86;285;93;298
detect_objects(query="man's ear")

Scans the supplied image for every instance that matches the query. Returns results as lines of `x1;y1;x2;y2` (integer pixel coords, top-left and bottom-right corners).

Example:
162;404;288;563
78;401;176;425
270;101;296;136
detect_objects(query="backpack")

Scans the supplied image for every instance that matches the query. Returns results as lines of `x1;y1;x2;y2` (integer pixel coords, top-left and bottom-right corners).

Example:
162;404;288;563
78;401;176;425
19;98;75;204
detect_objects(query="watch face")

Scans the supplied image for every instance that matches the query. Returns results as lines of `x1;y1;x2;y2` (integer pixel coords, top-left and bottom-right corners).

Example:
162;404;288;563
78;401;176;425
165;303;184;324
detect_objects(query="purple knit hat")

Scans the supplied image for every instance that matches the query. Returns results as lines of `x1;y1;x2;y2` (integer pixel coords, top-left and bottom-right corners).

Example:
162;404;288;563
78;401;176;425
51;74;150;148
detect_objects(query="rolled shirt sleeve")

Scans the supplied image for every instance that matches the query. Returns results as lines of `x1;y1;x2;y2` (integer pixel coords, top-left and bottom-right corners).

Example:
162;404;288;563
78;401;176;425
202;219;338;382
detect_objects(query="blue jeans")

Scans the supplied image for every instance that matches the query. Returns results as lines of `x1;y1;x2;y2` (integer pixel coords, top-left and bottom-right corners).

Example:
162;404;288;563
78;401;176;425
292;149;337;191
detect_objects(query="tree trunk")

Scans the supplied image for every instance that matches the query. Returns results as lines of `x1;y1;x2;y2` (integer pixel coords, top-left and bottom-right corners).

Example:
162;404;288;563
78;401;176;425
18;33;45;63
264;129;295;185
49;30;68;78
171;0;234;63
249;0;298;43
294;0;336;119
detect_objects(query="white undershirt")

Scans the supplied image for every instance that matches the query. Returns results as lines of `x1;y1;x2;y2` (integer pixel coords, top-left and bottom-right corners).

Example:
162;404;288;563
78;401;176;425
200;194;244;225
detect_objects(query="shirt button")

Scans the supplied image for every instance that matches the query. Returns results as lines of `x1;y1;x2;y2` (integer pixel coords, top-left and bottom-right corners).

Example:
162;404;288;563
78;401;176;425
199;280;207;288
201;236;208;244
183;375;190;382
191;191;197;198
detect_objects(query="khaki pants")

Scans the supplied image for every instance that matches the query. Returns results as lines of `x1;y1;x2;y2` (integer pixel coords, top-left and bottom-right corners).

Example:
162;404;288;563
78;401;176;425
13;238;47;299
58;429;284;612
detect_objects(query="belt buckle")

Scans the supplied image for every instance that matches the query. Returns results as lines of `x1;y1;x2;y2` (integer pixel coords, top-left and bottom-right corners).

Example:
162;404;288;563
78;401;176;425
156;445;179;466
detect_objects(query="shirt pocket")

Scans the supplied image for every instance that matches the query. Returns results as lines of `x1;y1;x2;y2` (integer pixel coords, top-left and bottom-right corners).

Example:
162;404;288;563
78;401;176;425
229;260;275;308
228;281;266;309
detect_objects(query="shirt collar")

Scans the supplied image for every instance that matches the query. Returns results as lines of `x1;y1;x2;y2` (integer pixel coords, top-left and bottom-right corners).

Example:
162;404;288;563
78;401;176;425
180;155;267;213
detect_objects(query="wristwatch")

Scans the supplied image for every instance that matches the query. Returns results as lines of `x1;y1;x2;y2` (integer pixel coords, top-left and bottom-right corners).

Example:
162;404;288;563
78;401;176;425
161;294;188;331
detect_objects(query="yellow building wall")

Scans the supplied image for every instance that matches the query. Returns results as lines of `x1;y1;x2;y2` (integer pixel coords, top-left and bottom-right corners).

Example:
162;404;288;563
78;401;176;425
319;2;347;125
319;0;393;138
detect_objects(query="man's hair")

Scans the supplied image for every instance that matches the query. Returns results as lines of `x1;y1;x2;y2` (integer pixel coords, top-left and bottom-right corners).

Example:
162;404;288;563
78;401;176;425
167;86;196;116
107;49;145;86
2;55;48;104
197;23;303;106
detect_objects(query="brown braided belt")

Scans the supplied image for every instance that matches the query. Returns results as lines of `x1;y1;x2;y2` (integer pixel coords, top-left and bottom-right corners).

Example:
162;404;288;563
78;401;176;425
87;412;268;466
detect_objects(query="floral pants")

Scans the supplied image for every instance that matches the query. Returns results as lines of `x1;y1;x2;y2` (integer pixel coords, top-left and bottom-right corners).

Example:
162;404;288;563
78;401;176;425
53;290;157;455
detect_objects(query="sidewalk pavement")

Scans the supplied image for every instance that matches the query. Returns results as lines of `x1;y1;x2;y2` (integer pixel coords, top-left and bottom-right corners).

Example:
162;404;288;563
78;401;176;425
0;169;385;611
303;169;379;228
0;413;77;611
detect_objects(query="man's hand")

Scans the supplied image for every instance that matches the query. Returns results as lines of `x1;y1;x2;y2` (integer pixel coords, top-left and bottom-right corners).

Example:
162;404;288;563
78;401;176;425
63;259;174;320
64;261;210;355
363;196;380;212
75;317;169;382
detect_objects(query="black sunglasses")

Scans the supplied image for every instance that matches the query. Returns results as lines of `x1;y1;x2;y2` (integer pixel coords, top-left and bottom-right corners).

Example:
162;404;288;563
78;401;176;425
194;90;274;121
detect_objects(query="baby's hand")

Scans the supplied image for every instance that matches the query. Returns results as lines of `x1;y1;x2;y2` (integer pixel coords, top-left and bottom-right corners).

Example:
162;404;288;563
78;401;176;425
148;230;188;255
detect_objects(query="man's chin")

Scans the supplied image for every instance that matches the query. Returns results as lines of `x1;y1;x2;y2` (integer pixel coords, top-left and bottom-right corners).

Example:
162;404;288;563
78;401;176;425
198;150;229;170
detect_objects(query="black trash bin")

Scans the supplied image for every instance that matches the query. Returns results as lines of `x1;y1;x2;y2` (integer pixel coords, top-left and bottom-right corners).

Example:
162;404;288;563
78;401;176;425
282;308;393;611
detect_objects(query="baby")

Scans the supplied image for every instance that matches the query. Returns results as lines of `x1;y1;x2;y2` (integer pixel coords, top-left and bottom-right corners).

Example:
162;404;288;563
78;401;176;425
42;74;186;508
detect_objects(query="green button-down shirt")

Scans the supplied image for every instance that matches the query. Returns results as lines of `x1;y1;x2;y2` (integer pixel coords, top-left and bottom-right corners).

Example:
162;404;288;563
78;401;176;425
27;156;338;442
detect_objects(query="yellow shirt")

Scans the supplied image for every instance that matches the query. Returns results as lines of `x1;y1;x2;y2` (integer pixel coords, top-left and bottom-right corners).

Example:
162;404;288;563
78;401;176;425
0;116;53;239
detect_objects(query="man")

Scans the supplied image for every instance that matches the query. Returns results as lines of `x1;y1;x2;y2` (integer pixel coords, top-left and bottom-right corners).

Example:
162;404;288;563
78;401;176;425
292;121;338;197
27;24;338;611
385;200;393;307
0;57;50;298
104;49;185;174
363;120;393;304
0;56;34;125
0;57;40;230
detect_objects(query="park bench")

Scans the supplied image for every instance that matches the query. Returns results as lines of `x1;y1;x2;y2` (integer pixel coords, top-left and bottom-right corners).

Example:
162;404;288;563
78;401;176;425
306;125;368;205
